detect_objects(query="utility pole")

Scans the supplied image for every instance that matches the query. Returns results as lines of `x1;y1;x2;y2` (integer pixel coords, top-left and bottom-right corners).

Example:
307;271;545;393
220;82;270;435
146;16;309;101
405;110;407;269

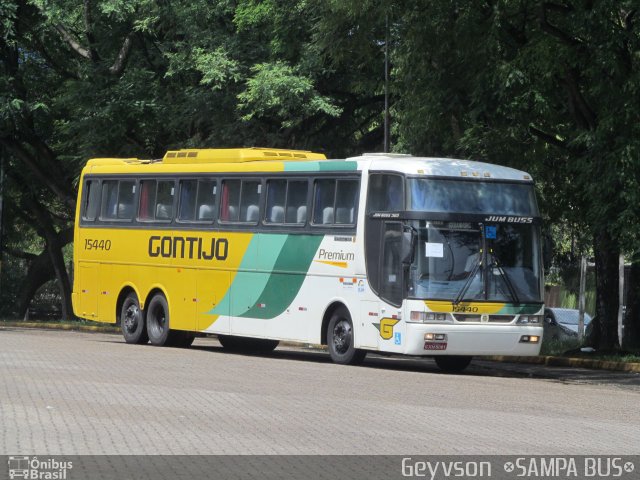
578;255;586;342
618;254;624;348
383;14;390;153
0;147;5;298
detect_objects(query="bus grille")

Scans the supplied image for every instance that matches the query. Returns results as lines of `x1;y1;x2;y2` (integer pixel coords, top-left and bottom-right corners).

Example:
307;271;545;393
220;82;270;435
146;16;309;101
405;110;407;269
453;314;515;324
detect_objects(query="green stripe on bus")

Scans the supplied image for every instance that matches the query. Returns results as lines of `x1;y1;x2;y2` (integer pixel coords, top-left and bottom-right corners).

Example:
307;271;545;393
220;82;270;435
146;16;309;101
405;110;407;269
284;161;358;172
239;235;323;319
208;234;287;317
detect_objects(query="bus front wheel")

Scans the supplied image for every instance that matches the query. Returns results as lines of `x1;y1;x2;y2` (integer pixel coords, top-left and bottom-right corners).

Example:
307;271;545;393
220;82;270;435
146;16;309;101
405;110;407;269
434;355;472;373
327;307;366;365
120;292;148;344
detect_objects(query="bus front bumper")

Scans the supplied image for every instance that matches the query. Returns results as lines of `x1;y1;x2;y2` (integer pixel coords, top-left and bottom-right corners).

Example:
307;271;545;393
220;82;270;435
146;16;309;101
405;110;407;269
403;323;543;356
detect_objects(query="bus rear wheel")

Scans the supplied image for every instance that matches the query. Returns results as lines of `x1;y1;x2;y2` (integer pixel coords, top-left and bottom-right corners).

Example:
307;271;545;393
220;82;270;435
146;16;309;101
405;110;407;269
218;335;279;354
434;355;472;373
120;292;148;344
146;293;178;346
327;307;366;365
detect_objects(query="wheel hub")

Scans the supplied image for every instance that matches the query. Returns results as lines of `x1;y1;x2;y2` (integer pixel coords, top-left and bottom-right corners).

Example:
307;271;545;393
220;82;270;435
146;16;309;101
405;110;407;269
333;320;351;354
124;305;139;332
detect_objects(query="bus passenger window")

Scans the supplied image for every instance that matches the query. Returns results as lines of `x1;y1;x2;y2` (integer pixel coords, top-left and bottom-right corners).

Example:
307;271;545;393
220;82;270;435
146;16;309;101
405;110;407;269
101;181;119;219
240;181;260;223
117;181;136;219
220;180;241;222
138;180;157;221
286;180;308;224
101;180;135;220
83;180;101;221
178;180;197;221
335;180;358;224
196;179;216;221
266;180;287;224
313;179;336;224
155;181;174;221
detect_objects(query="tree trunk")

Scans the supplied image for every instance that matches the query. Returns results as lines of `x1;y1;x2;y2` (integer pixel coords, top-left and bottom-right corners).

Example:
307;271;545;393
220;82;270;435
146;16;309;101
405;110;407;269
593;229;620;351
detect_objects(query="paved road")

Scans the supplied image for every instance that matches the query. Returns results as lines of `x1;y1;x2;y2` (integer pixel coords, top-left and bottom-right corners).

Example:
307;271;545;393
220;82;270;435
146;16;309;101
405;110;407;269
1;328;639;455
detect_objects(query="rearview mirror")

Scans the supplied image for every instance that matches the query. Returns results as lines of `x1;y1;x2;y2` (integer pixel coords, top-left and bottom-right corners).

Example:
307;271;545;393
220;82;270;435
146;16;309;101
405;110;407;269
401;226;417;266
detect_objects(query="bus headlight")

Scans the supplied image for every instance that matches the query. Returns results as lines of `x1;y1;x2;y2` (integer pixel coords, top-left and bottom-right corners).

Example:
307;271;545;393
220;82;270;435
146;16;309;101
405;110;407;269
517;315;542;325
409;311;449;323
520;335;540;343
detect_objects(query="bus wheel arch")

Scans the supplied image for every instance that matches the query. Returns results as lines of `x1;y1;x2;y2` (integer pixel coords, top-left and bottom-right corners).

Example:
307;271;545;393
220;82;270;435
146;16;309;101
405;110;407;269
321;301;348;346
116;285;140;325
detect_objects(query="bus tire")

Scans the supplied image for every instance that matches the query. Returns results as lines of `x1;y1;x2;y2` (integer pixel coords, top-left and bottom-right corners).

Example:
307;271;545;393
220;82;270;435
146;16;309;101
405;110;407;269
146;293;172;346
120;292;148;344
327;307;366;365
434;355;472;373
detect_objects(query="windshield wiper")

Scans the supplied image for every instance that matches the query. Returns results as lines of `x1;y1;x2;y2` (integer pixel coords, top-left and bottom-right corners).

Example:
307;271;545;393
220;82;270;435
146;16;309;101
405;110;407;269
490;251;521;304
453;253;482;305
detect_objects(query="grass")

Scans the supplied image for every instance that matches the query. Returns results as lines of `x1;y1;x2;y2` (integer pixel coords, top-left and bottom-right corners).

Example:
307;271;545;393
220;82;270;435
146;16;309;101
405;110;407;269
540;337;640;363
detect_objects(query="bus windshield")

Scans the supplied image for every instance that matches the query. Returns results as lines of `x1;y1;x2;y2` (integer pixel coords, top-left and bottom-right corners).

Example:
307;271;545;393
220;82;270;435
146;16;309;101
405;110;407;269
407;221;542;303
407;178;538;216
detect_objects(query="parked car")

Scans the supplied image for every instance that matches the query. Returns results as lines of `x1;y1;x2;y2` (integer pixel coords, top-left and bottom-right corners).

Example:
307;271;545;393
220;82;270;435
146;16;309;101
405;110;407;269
544;307;592;341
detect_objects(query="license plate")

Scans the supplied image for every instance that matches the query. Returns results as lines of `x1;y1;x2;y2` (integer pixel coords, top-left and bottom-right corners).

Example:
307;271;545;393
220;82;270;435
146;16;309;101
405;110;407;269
424;342;447;351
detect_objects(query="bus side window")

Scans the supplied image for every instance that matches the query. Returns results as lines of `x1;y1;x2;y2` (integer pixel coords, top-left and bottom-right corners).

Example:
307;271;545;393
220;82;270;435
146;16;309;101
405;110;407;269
313;179;336;224
220;180;241;222
138;180;157;221
155;180;174;221
101;181;119;220
335;179;358;224
240;180;260;223
286;180;308;224
366;174;403;212
117;181;136;220
178;180;197;221
266;179;287;224
101;180;134;220
82;180;101;221
196;179;216;221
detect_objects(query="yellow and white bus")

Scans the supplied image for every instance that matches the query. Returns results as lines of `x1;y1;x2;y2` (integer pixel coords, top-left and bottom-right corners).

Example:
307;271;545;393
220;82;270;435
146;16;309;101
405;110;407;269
73;147;544;371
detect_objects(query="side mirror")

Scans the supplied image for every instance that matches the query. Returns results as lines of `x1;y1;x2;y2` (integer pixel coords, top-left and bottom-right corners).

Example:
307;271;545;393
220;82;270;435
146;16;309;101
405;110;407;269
545;315;556;326
401;226;417;266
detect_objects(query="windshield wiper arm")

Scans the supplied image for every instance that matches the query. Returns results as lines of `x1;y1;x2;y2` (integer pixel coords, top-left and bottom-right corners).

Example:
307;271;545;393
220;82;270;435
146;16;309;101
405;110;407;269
453;254;482;305
490;252;520;304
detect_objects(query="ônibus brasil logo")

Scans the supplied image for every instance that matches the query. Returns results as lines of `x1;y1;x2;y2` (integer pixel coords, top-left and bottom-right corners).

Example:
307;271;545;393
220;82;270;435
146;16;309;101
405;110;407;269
8;456;73;480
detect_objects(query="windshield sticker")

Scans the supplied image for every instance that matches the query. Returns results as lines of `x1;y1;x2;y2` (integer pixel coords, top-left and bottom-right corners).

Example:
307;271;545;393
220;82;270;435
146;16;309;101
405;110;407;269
425;242;444;257
485;226;497;239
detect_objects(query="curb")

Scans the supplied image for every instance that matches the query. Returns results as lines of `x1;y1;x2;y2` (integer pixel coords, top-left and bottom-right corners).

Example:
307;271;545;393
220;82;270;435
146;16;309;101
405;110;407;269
485;355;640;373
1;321;120;334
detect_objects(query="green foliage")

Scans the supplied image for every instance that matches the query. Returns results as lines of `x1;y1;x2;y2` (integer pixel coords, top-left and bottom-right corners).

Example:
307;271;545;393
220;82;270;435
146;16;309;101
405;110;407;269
238;62;341;128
